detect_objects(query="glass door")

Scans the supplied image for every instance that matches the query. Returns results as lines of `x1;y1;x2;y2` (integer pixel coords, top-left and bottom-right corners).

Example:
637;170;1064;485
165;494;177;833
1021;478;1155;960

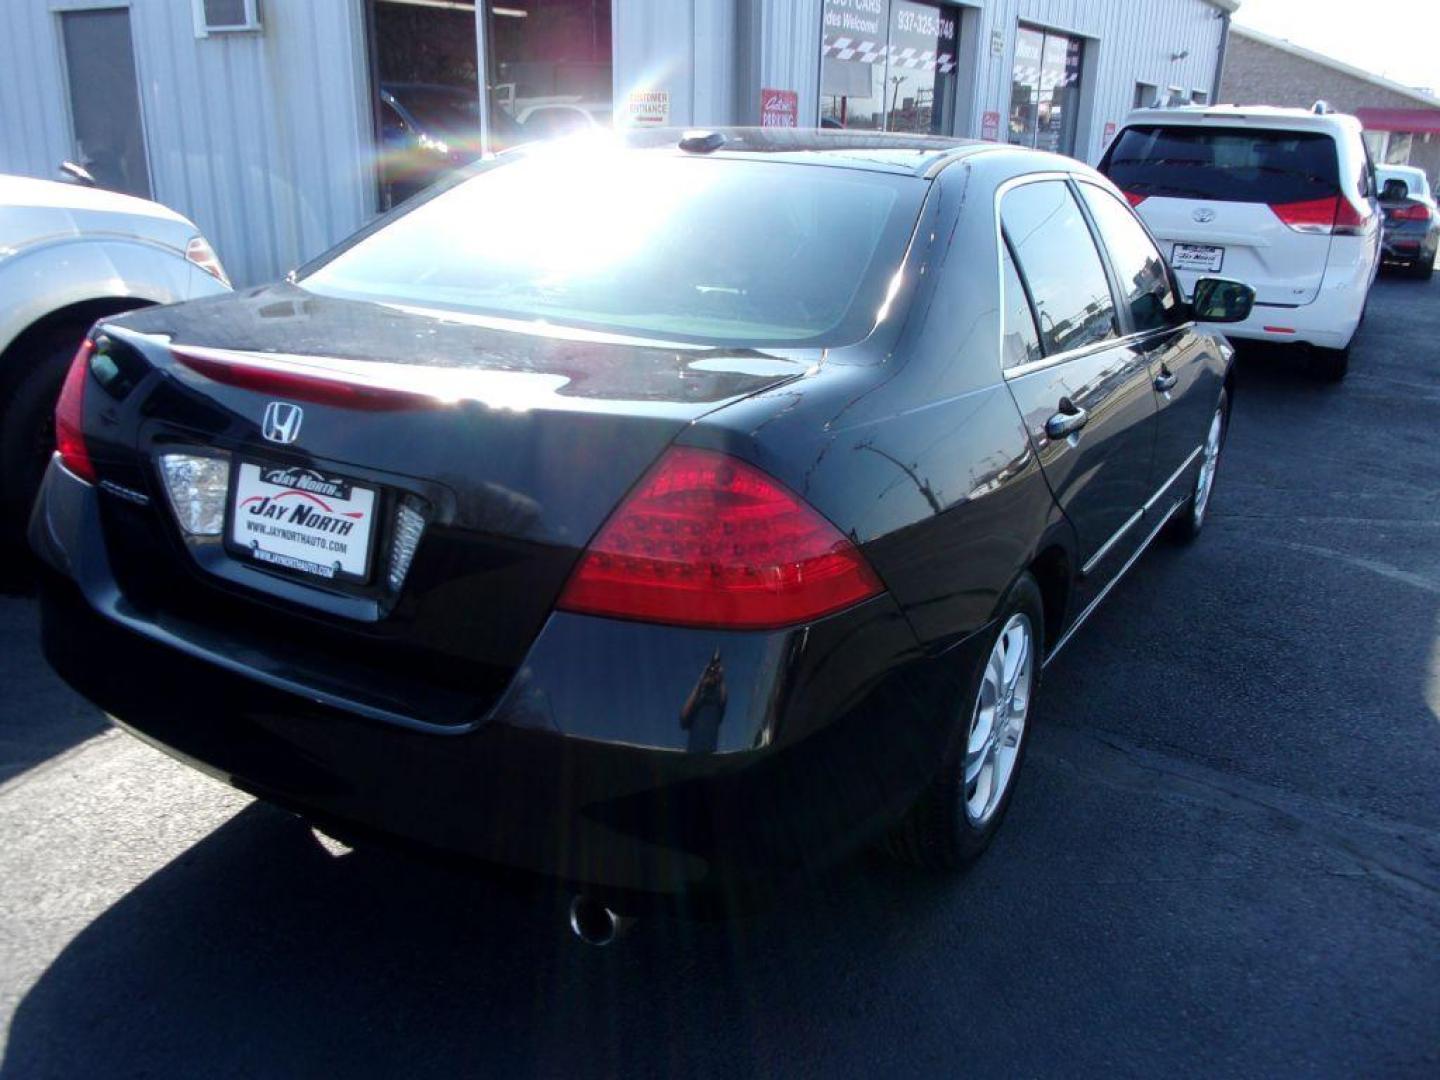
1008;24;1085;157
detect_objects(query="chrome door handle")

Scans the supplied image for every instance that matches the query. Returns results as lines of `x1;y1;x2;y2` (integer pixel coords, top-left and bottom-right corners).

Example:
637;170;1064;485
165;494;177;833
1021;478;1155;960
1045;403;1089;439
1154;367;1178;392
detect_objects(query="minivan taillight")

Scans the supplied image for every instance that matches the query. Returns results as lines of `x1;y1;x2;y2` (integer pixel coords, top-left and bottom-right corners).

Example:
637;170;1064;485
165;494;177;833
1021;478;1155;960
557;447;883;630
55;337;97;483
1270;195;1370;236
1331;196;1369;236
1122;190;1148;208
1269;196;1338;233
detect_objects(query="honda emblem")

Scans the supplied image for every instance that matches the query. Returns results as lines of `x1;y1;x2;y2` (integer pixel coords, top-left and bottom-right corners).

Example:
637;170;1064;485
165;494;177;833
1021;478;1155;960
261;401;304;445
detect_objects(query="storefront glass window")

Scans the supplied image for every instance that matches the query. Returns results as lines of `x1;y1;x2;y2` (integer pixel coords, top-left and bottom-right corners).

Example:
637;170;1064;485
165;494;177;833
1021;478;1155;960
821;0;959;135
1008;24;1084;156
368;0;611;210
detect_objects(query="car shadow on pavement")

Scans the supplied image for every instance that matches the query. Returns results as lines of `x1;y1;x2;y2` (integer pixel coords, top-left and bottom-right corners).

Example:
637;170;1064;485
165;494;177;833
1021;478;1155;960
0;586;108;786
0;802;971;1079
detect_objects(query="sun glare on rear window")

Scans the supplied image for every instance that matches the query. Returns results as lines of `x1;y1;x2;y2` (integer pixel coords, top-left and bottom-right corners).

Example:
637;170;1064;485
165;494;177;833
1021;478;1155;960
301;152;927;348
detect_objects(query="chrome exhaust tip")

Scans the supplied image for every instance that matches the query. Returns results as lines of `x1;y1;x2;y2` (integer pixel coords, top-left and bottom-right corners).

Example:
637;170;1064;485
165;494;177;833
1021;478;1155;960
568;895;632;946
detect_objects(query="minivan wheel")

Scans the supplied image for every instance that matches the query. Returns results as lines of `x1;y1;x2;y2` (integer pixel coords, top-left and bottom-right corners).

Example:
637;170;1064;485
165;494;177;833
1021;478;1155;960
886;573;1044;870
1170;389;1228;543
1310;345;1350;383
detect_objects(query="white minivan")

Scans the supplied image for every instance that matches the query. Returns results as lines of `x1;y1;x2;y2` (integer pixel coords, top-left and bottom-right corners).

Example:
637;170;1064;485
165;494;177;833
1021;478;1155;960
1099;104;1381;381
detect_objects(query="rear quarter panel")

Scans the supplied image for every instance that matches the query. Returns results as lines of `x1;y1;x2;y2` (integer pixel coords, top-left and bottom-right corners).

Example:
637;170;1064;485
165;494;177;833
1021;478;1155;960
688;155;1075;650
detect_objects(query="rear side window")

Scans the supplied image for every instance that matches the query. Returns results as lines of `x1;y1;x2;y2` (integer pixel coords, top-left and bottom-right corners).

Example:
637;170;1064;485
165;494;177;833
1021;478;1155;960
1001;246;1042;369
1001;181;1117;356
1101;125;1340;205
1077;183;1178;334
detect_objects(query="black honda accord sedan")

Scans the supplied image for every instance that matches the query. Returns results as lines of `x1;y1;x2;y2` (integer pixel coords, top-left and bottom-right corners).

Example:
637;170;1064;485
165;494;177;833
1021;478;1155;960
30;129;1253;925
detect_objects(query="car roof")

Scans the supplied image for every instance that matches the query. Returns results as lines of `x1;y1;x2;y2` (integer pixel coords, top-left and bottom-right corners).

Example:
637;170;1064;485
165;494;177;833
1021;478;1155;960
539;127;1070;178
1377;163;1425;180
0;173;189;224
1118;104;1364;135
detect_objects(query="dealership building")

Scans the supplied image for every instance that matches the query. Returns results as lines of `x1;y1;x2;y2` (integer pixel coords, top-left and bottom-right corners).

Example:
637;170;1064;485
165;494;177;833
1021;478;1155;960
0;0;1234;287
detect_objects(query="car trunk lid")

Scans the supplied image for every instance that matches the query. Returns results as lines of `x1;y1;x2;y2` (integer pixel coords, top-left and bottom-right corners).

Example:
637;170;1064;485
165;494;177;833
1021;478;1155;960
88;286;814;724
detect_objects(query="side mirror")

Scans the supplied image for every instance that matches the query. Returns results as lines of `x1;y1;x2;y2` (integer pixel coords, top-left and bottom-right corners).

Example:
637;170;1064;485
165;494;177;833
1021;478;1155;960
58;160;97;187
1381;178;1409;202
1191;277;1255;324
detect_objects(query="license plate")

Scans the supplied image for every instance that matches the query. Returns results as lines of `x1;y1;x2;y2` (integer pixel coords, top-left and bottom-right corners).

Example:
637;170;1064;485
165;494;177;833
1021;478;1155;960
228;462;378;581
1172;243;1224;273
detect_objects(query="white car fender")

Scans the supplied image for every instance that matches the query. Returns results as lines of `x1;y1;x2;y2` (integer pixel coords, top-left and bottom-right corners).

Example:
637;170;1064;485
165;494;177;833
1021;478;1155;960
0;235;227;361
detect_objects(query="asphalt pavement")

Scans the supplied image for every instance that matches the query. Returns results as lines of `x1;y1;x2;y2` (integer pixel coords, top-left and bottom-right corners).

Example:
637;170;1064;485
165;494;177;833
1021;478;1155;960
1;273;1438;1078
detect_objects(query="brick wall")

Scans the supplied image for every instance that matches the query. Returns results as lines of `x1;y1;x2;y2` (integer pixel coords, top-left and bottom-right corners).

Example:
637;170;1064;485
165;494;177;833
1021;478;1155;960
1219;32;1440;190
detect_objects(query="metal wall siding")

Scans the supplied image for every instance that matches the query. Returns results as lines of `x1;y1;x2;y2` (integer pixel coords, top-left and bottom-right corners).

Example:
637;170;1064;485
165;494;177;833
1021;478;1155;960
613;0;690;126
972;0;1225;162
0;0;371;288
757;0;823;127
693;0;738;125
0;0;1232;290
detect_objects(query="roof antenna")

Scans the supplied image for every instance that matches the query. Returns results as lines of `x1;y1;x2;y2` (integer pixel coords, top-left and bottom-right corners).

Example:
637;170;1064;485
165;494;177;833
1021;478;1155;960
1312;100;1331;115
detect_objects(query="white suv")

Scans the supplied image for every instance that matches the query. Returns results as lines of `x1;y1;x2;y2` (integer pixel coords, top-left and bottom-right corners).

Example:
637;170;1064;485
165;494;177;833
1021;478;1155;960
0;171;230;555
1099;104;1381;381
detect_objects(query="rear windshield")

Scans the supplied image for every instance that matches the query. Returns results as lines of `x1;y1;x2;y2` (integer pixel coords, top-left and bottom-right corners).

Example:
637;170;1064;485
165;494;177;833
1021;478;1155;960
302;151;927;348
1101;125;1340;205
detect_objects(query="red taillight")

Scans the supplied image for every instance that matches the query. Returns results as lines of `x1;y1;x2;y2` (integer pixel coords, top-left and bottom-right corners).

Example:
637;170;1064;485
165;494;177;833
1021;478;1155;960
1332;196;1369;236
1390;203;1431;222
55;338;97;483
1269;196;1339;233
1123;190;1148;208
1270;195;1371;235
557;447;883;630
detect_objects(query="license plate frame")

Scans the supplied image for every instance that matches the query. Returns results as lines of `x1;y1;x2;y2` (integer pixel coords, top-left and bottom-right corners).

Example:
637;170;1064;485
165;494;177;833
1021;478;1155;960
224;460;382;585
1171;242;1225;273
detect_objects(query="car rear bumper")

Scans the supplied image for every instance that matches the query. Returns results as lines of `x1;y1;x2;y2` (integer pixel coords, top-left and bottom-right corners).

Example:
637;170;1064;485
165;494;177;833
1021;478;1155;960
1381;228;1437;262
31;458;963;910
1204;268;1369;350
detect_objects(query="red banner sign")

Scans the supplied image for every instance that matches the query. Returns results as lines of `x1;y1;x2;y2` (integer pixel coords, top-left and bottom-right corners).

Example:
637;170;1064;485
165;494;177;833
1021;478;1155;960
761;88;799;128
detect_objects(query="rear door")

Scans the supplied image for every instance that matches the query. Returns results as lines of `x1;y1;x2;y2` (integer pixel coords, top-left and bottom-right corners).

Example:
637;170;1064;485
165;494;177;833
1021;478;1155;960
1075;180;1219;499
1101;123;1340;305
1000;178;1158;591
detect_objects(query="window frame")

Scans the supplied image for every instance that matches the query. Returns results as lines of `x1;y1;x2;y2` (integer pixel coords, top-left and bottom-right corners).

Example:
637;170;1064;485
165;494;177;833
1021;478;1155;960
996;174;1120;363
994;172;1194;379
1072;179;1186;338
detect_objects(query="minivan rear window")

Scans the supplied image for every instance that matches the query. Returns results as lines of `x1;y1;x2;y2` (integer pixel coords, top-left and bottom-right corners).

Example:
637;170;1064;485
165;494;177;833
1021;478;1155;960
1101;125;1340;205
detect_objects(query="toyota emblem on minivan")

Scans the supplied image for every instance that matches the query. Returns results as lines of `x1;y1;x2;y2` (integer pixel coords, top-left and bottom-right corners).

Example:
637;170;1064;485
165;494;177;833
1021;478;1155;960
261;401;304;445
1192;207;1217;223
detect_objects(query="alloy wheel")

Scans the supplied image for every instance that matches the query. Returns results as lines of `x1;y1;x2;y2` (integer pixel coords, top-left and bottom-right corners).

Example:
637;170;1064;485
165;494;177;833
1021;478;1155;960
1192;404;1224;528
964;612;1034;826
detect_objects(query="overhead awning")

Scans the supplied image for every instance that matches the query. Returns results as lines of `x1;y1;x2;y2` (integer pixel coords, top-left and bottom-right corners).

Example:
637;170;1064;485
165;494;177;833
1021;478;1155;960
1355;107;1440;134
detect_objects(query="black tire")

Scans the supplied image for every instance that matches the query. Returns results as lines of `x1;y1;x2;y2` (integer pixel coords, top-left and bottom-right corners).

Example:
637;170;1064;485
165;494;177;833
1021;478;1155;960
886;572;1045;870
1310;345;1350;383
0;335;81;556
1413;256;1435;280
1170;388;1229;544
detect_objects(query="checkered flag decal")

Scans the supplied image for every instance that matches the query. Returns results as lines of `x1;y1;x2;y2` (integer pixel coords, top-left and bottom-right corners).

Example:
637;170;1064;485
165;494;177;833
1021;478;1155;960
823;36;957;74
